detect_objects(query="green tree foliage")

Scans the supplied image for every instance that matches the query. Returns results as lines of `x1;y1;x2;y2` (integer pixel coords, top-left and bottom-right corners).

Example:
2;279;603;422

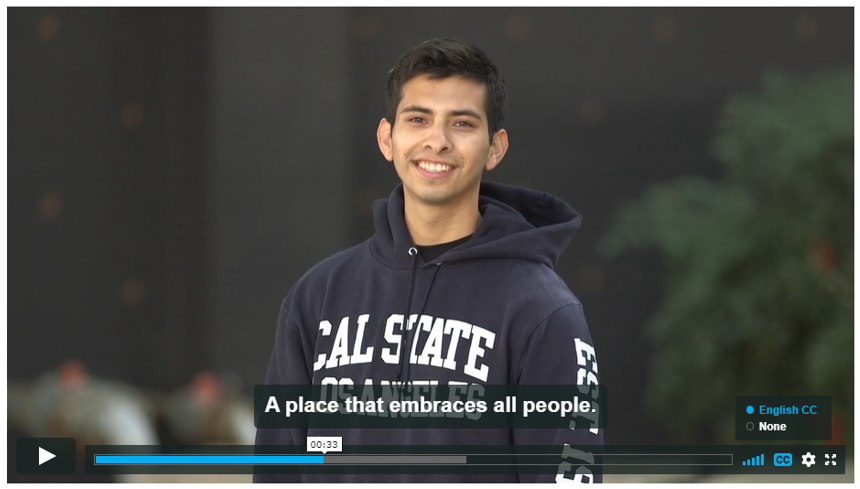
600;70;853;444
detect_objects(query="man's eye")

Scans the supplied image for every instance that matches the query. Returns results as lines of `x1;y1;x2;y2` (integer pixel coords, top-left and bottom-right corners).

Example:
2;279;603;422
408;117;426;123
454;121;473;127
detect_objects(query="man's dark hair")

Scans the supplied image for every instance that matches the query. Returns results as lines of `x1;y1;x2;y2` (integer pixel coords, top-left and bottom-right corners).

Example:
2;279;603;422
385;38;507;140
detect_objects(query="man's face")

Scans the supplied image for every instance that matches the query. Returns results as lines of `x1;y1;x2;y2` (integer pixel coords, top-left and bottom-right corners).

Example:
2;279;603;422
377;74;508;210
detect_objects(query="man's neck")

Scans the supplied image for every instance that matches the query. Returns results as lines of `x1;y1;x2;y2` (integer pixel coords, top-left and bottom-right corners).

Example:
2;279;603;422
403;193;481;246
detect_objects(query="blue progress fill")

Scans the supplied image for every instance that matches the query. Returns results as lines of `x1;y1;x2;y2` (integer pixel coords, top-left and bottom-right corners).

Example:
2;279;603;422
95;455;325;465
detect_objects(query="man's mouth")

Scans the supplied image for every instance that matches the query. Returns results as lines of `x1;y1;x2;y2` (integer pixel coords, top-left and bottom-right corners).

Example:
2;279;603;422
414;160;454;173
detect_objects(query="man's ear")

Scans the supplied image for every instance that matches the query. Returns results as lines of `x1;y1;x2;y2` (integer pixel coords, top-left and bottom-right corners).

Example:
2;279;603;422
484;129;509;171
377;118;394;162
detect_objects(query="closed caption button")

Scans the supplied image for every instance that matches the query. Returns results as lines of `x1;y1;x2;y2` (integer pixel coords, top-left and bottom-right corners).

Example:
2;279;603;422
774;453;793;467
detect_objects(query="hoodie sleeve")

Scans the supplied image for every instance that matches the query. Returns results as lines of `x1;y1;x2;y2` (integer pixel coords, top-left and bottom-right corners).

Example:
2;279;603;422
513;302;604;483
253;299;310;483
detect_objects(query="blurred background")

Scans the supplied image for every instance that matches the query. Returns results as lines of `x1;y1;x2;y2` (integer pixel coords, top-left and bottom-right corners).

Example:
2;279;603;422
7;7;853;483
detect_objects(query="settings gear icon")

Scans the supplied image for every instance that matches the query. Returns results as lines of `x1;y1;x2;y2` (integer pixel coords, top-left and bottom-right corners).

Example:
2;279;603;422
801;452;816;467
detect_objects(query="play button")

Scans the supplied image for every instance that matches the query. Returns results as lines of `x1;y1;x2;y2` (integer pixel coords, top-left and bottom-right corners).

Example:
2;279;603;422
38;447;57;465
16;438;75;474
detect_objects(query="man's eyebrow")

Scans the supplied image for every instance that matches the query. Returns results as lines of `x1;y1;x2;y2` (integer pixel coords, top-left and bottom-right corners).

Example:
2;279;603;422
401;105;432;115
401;105;484;120
449;109;483;120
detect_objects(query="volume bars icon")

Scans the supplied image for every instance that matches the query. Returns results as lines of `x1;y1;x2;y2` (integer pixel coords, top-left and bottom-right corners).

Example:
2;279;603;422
742;454;765;466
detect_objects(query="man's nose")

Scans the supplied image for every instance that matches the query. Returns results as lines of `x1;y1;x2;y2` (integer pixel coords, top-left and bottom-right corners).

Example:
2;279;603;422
423;122;451;152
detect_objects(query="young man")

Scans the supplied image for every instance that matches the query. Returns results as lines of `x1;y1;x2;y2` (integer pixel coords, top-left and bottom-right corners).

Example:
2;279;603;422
255;38;602;483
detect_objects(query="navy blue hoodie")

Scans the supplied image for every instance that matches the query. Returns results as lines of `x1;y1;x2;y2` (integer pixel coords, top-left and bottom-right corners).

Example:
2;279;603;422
255;181;602;483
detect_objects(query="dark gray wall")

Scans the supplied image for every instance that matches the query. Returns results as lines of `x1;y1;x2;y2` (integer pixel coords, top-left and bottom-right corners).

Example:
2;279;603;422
206;8;353;390
8;7;853;447
8;8;209;390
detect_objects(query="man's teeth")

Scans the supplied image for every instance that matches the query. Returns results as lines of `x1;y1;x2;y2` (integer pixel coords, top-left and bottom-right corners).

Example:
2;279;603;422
417;161;452;173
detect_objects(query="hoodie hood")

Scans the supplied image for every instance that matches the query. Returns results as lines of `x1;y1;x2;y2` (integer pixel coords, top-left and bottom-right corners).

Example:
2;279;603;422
370;180;582;269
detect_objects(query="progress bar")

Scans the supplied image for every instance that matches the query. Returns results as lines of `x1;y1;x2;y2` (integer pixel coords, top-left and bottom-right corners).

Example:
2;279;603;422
94;454;728;466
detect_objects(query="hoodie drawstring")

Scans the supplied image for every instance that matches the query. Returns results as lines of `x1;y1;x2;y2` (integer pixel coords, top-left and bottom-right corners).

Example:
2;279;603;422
395;247;420;384
395;247;442;392
400;262;441;388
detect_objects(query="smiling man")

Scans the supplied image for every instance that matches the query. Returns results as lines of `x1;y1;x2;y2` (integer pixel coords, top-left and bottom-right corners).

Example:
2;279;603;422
377;72;508;248
255;38;603;483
